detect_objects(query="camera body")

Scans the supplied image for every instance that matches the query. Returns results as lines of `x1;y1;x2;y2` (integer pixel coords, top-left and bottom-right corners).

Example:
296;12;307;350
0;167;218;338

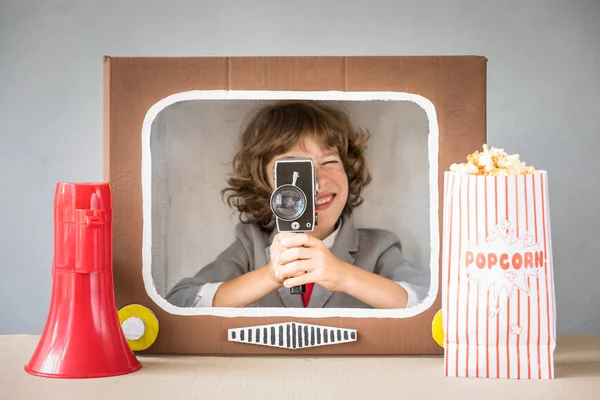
270;157;318;233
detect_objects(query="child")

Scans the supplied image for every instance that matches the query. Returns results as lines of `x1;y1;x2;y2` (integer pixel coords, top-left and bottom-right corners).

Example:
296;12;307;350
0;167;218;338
165;100;430;309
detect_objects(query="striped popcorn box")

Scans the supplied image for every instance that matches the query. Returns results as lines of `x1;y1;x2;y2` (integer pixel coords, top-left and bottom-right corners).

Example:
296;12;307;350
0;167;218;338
441;170;556;379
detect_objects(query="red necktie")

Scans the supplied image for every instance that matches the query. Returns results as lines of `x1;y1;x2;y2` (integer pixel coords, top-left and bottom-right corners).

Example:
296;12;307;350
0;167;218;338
301;283;315;307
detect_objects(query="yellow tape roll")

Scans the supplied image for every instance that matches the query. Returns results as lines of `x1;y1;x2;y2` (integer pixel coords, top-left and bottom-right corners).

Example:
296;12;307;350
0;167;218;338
431;309;444;348
118;304;159;351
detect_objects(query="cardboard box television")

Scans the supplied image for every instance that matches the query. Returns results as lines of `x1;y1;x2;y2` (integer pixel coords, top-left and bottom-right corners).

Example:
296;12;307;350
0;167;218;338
104;56;487;355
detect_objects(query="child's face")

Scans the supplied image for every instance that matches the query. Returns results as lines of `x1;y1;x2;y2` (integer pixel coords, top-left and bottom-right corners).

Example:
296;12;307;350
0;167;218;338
265;136;348;239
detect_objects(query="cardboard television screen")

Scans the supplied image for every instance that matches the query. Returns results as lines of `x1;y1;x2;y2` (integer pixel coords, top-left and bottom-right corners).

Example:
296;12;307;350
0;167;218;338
145;96;433;314
104;56;487;355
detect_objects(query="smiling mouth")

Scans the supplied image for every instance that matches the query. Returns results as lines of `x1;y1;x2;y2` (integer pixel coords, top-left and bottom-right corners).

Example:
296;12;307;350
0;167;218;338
317;195;333;205
315;194;336;210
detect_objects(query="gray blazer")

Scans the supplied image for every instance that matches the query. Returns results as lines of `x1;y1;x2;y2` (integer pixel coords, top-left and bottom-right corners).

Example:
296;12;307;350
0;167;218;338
165;213;430;308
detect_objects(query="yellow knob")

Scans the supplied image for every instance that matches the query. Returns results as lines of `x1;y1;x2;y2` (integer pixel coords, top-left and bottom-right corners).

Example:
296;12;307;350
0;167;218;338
118;304;159;351
431;309;444;348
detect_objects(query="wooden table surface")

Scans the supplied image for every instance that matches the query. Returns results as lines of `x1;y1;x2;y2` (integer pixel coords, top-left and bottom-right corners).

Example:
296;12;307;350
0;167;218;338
1;335;598;399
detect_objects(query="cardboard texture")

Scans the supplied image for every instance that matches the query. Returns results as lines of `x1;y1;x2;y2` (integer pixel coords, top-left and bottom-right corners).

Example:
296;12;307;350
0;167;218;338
442;171;556;377
103;56;487;355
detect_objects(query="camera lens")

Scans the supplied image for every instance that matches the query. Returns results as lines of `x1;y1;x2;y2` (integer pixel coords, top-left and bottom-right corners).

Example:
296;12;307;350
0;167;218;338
270;185;307;221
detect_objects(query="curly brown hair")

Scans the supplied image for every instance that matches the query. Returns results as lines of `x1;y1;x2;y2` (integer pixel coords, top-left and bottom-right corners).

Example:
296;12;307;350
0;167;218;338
221;100;372;229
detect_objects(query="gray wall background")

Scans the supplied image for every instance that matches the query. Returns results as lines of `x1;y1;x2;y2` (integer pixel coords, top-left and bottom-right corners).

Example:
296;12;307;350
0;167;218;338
1;0;598;335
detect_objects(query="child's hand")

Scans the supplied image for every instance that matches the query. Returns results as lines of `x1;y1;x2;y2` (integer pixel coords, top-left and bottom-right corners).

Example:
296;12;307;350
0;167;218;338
267;232;301;285
275;233;352;293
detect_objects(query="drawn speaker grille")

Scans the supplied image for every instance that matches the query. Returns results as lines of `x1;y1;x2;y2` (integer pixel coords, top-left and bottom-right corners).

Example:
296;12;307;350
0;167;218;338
228;322;357;349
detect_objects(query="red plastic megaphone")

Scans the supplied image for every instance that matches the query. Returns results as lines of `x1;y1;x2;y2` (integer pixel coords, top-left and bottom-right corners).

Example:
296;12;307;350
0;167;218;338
25;182;141;378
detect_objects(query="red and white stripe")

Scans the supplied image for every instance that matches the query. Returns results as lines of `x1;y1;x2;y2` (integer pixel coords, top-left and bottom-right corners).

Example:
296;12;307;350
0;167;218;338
442;171;556;379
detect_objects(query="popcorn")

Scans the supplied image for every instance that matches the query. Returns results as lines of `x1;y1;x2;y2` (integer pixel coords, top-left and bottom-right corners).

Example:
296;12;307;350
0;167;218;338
443;150;554;379
450;144;535;176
